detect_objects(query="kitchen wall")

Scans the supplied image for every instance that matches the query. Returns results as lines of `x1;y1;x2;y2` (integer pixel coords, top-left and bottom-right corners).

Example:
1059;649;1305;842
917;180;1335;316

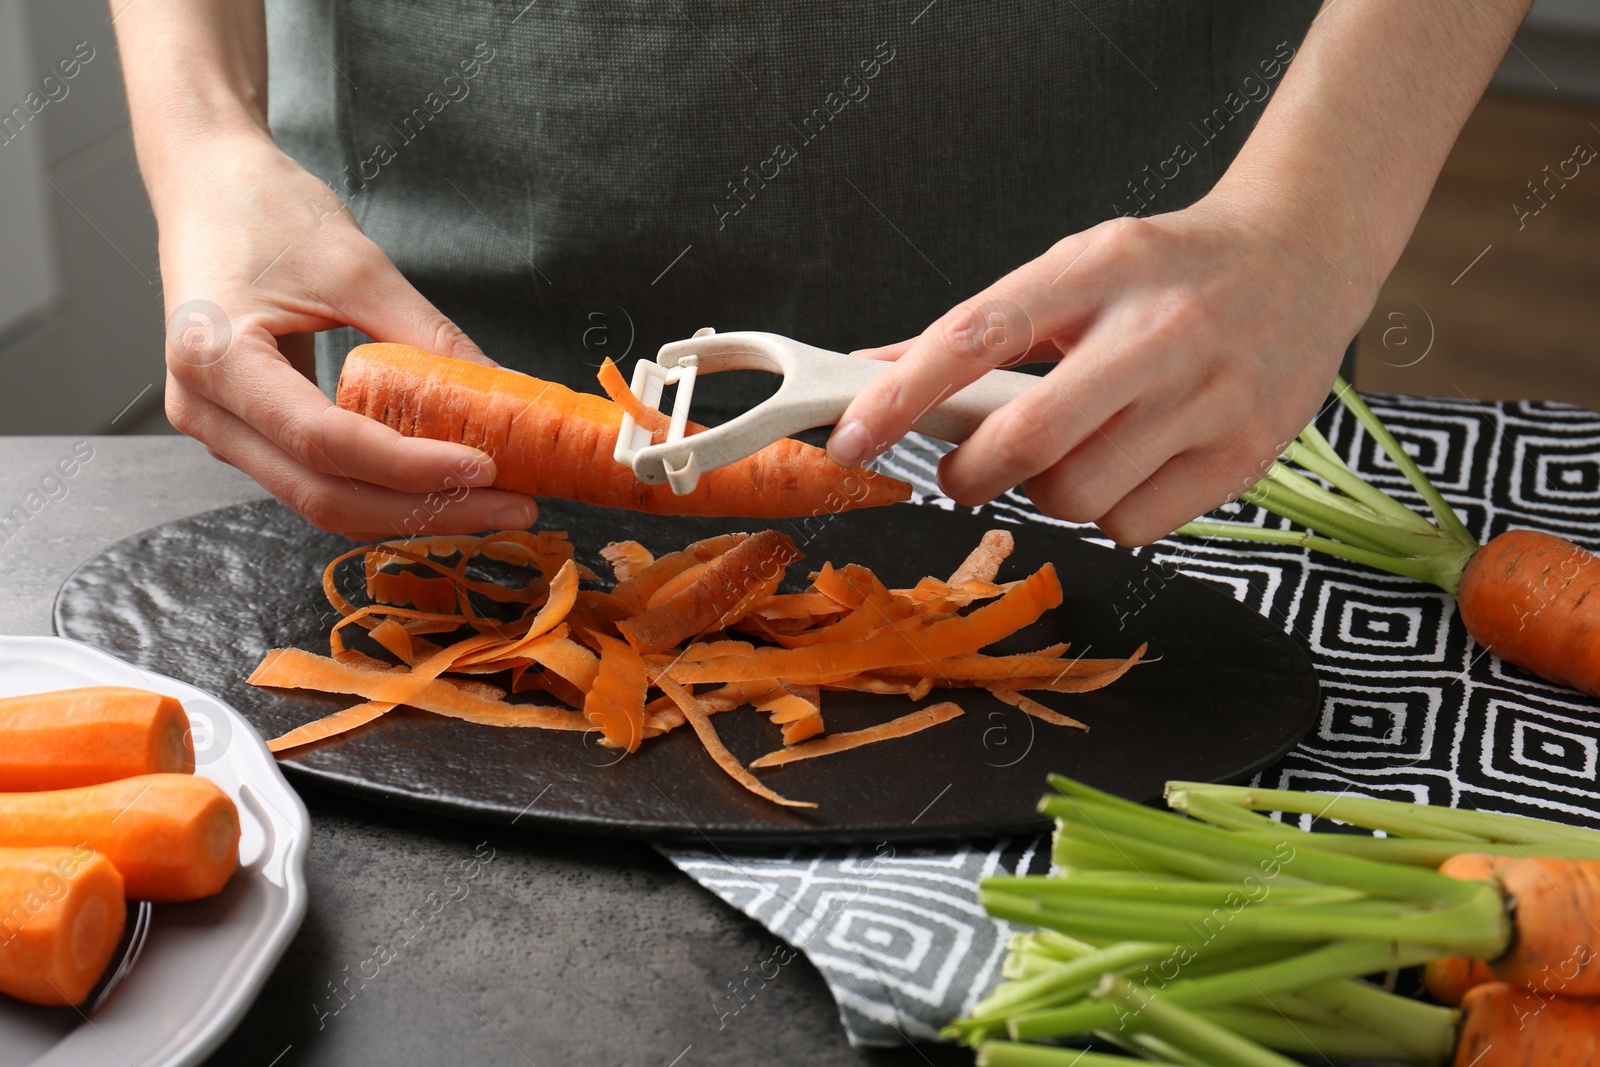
0;0;1596;437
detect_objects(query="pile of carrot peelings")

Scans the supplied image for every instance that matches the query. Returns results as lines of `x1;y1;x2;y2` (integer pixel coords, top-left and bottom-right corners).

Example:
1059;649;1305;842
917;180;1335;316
248;527;1147;808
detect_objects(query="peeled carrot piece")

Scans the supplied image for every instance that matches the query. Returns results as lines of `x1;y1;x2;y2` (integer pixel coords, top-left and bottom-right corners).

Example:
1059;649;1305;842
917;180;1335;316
645;560;714;608
250;647;586;731
336;343;911;518
369;570;457;613
766;565;916;649
0;774;238;903
751;592;846;620
583;634;649;753
454;561;579;666
949;529;1014;585
599;540;655;583
618;531;800;654
0;845;126;1006
750;702;965;768
781;715;826;745
0;687;194;791
596;357;706;440
665;564;1062;684
268;702;396;753
611;533;747;612
985;685;1088;731
654;676;815;808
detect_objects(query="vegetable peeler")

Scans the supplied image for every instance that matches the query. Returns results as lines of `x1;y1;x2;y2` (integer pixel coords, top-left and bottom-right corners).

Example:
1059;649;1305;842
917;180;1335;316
613;328;1040;494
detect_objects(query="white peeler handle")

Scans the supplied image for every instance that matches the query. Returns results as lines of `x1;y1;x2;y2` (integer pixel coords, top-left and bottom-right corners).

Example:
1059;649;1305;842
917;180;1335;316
624;329;1041;493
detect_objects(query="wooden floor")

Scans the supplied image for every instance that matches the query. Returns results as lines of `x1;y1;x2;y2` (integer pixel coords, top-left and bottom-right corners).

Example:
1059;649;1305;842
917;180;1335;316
1355;91;1600;410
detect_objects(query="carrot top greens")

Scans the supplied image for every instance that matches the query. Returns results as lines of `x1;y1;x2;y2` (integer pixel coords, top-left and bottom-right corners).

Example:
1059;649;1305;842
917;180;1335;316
1179;377;1481;594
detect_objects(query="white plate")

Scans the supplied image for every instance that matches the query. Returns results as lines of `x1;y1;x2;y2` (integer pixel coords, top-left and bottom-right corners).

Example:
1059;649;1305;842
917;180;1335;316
0;636;309;1067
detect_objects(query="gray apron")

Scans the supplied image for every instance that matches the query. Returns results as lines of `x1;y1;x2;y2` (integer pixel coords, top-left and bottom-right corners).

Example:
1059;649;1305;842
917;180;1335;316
268;0;1319;422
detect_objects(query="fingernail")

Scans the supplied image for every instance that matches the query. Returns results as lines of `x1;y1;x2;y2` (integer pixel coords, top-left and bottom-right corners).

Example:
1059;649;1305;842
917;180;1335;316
829;420;875;467
487;503;537;530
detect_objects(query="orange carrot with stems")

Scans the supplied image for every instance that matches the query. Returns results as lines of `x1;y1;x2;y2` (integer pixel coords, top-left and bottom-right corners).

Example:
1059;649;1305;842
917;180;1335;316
1453;981;1600;1066
1181;378;1600;697
1424;955;1497;1007
0;845;126;1006
336;343;910;518
1440;853;1600;997
1424;853;1500;1006
0;687;194;791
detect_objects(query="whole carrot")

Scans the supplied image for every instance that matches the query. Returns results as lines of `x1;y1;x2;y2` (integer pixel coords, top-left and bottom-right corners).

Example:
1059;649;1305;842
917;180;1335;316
1180;379;1600;698
1457;530;1600;697
336;343;910;518
1425;853;1501;1006
0;775;239;903
1454;981;1600;1067
0;845;126;1006
1441;853;1600;997
0;687;194;791
1423;954;1498;1007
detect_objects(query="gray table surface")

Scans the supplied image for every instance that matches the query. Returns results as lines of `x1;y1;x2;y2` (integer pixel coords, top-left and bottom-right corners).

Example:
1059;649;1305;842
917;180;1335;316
1;436;972;1067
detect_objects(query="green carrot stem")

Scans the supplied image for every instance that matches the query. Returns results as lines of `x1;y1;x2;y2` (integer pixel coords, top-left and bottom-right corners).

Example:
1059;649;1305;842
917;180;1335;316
1292;421;1348;468
1171;379;1483;594
1052;835;1148;874
1174;790;1486;844
1193;1006;1420;1062
1165;782;1600;846
959;942;1173;1029
1009;940;1439;1042
1094;1031;1206;1065
1046;776;1331;890
1033;931;1100;959
1293;979;1458;1065
1228;829;1600;867
1166;795;1286;835
1091;976;1303;1067
1054;821;1278;885
1243;465;1428;556
1173;520;1468;589
1038;795;1492;908
1331;377;1477;544
1003;955;1058;982
981;875;1363;908
994;888;1502;952
1162;941;1315;981
1280;438;1439;534
976;1042;1152;1067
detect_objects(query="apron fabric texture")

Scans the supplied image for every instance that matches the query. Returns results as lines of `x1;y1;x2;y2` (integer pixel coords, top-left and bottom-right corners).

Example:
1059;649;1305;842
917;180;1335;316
269;0;1318;420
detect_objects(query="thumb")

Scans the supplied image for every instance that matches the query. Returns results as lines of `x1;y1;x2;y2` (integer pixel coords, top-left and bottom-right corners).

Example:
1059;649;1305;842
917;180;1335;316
338;253;498;368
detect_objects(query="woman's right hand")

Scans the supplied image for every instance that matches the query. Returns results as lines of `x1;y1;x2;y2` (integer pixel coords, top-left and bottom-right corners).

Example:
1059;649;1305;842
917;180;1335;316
153;129;538;539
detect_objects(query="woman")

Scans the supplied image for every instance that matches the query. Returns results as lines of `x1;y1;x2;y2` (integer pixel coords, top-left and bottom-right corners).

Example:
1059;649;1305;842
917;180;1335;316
115;0;1532;542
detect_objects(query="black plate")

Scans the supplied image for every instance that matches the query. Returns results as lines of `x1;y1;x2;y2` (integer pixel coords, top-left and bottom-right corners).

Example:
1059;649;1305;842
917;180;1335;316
53;499;1317;843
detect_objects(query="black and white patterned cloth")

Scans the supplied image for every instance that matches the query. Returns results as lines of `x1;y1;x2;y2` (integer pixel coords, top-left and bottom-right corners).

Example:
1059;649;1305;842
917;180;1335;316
660;392;1600;1046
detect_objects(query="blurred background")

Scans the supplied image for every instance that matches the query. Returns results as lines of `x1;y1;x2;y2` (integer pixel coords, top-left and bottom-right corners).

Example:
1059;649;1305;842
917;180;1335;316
1;0;1596;437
